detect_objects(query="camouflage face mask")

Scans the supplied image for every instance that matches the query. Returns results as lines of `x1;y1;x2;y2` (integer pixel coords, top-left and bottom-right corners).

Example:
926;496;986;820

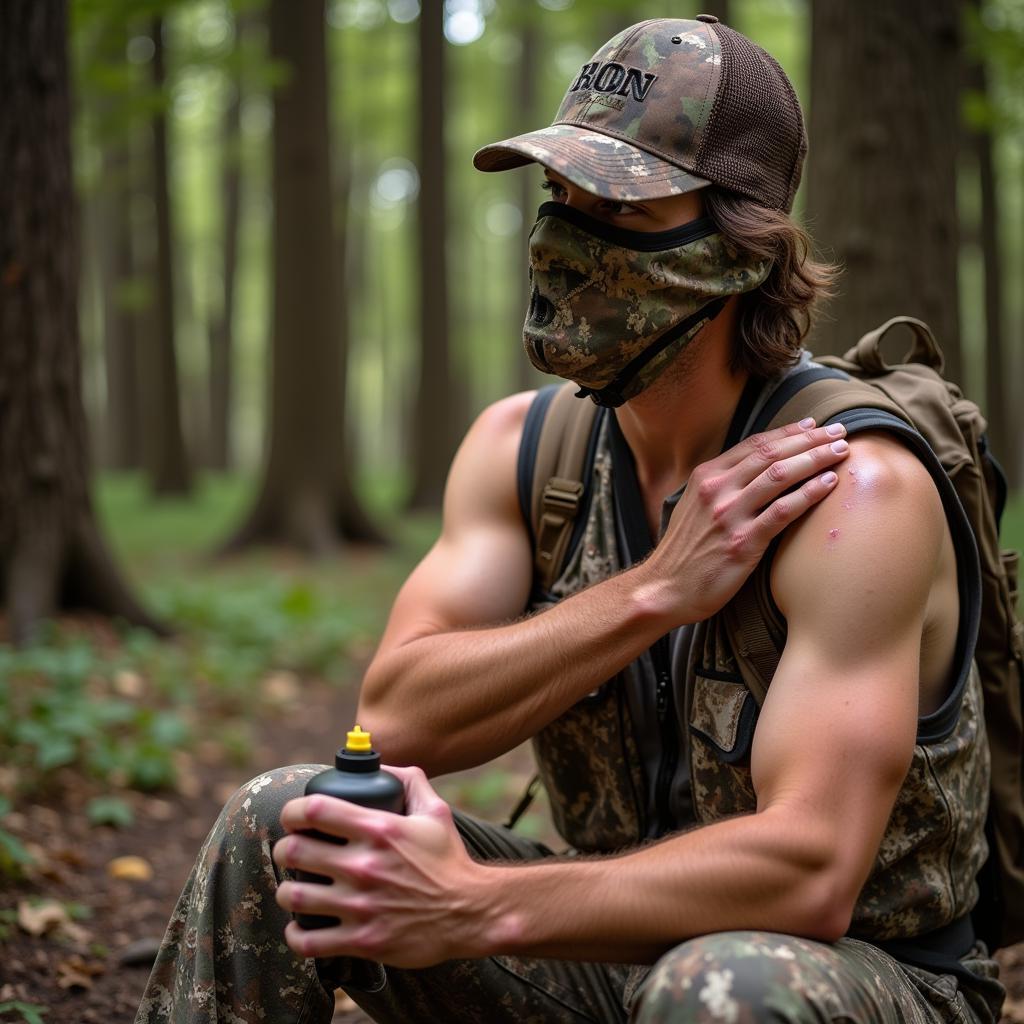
524;202;772;407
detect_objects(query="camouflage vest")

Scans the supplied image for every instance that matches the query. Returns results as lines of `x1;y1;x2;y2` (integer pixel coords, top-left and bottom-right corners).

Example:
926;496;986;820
528;395;990;945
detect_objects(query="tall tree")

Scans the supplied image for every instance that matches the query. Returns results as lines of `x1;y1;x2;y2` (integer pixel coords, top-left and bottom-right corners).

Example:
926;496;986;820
146;15;192;495
207;17;246;473
407;0;459;509
78;14;143;472
97;136;143;471
223;0;380;554
965;8;1018;488
0;0;161;642
807;0;963;382
515;12;547;393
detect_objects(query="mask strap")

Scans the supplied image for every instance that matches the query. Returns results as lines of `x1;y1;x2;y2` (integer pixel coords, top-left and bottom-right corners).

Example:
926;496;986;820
574;297;729;408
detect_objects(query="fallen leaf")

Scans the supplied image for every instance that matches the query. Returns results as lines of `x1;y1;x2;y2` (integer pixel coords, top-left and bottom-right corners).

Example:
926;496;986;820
60;920;93;946
57;966;92;990
106;855;153;881
56;953;105;990
113;669;144;697
17;898;70;936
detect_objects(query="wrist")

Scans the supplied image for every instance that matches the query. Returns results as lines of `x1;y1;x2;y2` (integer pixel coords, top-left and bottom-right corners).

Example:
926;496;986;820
627;554;681;631
464;863;528;958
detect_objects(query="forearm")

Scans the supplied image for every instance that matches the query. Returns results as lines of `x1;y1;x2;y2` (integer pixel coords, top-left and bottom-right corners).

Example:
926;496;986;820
472;807;847;963
359;560;674;775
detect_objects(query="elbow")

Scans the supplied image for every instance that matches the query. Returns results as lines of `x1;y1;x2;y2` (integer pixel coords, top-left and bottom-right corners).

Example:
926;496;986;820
801;888;854;944
354;706;430;771
355;686;440;774
791;867;858;943
760;813;858;943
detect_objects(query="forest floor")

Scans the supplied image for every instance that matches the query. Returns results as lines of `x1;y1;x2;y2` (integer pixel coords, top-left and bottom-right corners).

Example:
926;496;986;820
2;478;1024;1024
0;665;550;1024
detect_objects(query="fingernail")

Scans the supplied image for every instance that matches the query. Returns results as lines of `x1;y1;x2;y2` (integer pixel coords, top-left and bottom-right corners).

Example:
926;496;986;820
830;439;848;453
799;417;815;429
821;471;837;485
826;423;845;436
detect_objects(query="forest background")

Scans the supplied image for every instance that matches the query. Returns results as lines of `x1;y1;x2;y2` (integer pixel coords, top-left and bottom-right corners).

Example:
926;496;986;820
2;0;1024;1021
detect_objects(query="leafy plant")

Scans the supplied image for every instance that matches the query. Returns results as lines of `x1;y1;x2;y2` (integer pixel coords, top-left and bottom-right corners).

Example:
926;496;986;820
86;795;135;828
0;1002;48;1024
0;798;33;879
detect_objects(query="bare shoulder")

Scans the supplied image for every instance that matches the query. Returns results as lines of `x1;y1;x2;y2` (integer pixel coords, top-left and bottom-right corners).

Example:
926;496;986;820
443;390;537;527
771;430;946;629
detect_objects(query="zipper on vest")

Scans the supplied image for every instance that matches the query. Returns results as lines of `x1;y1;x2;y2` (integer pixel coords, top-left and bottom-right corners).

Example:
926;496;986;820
652;634;678;834
616;679;647;842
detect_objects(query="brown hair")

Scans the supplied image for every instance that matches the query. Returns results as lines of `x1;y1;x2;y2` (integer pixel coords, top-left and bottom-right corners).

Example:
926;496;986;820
704;188;839;378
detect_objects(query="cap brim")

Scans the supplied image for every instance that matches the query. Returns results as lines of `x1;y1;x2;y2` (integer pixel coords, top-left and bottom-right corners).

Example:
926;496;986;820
473;124;710;203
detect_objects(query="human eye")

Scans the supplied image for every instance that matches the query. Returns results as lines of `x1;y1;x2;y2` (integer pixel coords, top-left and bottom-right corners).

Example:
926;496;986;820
541;178;567;201
599;198;640;218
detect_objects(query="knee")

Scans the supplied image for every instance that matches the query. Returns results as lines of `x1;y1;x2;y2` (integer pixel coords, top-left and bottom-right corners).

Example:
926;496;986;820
632;931;830;1024
217;764;329;844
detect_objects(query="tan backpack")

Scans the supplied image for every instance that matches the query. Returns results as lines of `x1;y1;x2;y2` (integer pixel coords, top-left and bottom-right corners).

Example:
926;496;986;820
517;316;1024;951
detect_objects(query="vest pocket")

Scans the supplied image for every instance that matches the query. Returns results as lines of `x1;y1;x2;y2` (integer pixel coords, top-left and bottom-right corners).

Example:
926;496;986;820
689;675;758;763
688;673;759;823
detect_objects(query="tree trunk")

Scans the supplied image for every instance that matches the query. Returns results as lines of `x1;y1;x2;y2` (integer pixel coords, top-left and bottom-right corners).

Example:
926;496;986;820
514;14;549;394
0;0;163;643
98;135;142;471
147;15;191;495
806;0;963;382
208;45;243;473
221;0;382;555
966;28;1017;488
407;0;458;509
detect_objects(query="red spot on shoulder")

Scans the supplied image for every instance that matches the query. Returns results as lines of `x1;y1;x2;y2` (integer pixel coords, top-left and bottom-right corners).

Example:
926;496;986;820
828;528;840;540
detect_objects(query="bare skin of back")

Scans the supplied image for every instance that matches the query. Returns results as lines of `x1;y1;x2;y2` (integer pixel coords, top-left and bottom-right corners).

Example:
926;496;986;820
269;176;960;970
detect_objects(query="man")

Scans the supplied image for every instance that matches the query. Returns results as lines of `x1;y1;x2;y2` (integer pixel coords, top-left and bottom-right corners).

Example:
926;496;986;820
136;16;1003;1024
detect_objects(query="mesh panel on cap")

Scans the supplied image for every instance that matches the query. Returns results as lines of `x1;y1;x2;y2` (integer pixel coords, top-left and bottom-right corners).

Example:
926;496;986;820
695;24;806;211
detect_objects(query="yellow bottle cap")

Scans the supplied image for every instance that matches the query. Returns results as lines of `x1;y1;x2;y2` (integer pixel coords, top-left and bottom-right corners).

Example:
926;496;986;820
346;725;373;752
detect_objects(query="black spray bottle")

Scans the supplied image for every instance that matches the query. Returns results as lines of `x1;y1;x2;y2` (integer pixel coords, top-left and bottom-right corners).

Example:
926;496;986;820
295;725;405;930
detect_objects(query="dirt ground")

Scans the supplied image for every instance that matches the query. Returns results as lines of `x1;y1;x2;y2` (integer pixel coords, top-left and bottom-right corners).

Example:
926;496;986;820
2;673;1023;1024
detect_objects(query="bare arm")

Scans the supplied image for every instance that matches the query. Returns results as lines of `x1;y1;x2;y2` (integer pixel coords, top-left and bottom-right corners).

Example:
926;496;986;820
467;434;940;960
359;393;851;775
273;436;942;967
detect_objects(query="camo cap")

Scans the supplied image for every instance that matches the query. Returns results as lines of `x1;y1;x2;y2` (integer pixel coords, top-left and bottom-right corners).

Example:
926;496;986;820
473;16;807;213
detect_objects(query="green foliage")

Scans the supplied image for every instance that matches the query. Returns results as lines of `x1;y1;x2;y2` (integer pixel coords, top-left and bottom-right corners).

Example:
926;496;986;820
0;473;434;804
0;635;190;795
0;1003;48;1024
0;799;34;879
86;794;136;828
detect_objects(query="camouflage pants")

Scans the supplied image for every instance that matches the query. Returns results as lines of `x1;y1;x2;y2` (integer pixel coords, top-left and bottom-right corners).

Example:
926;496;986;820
135;766;1004;1024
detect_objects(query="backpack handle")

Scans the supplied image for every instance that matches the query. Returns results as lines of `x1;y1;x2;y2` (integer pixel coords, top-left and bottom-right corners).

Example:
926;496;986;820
848;316;944;375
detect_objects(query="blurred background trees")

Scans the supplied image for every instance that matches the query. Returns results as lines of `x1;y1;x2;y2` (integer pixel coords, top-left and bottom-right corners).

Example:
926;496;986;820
5;0;1024;635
